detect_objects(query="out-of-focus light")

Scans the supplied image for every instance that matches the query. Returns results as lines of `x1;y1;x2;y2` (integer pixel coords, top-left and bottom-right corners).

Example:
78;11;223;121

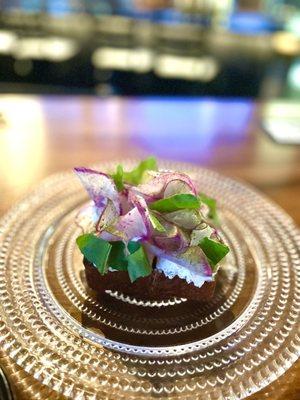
272;32;300;56
43;38;78;61
286;14;300;37
0;96;45;191
92;47;218;79
155;55;218;81
263;101;300;119
92;48;128;70
262;101;300;145
263;119;300;144
287;59;300;91
13;38;39;59
92;47;153;73
0;30;17;54
13;37;78;61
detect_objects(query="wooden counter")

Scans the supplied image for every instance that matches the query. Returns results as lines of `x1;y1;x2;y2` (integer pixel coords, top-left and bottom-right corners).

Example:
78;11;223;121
0;95;299;399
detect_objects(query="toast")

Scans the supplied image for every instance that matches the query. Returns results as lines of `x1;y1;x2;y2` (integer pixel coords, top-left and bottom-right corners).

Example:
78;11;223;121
84;257;216;301
75;157;229;302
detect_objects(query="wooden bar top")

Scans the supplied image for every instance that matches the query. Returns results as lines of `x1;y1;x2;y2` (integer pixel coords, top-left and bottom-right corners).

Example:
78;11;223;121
0;95;299;399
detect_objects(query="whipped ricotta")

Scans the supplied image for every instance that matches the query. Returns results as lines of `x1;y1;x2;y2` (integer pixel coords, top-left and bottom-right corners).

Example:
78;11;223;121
156;257;212;288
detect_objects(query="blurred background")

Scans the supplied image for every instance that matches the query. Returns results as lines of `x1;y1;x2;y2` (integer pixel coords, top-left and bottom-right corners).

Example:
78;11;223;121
0;4;300;398
0;0;300;98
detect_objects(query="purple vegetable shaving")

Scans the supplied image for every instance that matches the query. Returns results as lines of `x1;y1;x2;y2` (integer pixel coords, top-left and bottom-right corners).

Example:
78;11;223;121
75;162;226;281
74;167;120;213
132;171;197;200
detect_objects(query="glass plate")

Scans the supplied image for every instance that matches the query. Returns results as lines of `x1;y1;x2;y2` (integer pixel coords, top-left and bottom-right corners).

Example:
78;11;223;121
0;160;299;400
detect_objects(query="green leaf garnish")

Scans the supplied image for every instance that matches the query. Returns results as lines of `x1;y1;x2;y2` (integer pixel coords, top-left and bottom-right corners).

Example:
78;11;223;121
76;234;152;281
126;242;152;282
108;241;128;271
76;234;112;275
149;194;200;213
198;193;219;225
111;164;124;191
149;211;166;232
111;156;158;190
199;237;229;269
124;156;157;185
127;241;141;254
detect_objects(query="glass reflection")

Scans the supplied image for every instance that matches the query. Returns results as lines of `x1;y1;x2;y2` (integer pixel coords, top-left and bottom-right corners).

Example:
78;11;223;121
127;99;253;161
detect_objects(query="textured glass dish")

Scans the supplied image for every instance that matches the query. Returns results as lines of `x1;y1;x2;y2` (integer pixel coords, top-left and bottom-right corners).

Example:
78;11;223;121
0;160;299;400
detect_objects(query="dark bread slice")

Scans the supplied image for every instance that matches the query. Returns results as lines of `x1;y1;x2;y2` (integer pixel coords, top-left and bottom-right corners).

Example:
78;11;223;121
83;258;215;302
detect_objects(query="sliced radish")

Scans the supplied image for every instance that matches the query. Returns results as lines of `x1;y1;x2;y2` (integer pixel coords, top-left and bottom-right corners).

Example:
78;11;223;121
74;167;120;213
164;209;201;230
133;171;197;200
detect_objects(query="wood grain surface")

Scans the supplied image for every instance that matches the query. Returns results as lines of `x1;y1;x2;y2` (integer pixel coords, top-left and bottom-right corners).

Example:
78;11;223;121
0;95;299;399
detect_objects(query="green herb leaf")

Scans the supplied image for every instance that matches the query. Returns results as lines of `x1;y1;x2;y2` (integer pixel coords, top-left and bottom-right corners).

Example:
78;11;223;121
198;193;219;225
111;164;124;191
127;242;152;282
149;194;200;213
199;237;229;268
149;211;166;232
124;156;158;185
108;241;128;271
76;234;112;275
111;157;157;190
127;241;141;254
76;234;152;280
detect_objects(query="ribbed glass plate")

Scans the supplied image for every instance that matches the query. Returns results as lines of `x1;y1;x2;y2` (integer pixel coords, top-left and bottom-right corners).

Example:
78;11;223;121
0;160;299;400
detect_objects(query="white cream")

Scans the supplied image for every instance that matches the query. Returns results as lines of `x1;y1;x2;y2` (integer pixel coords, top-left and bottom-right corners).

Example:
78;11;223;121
156;257;212;288
93;265;119;273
